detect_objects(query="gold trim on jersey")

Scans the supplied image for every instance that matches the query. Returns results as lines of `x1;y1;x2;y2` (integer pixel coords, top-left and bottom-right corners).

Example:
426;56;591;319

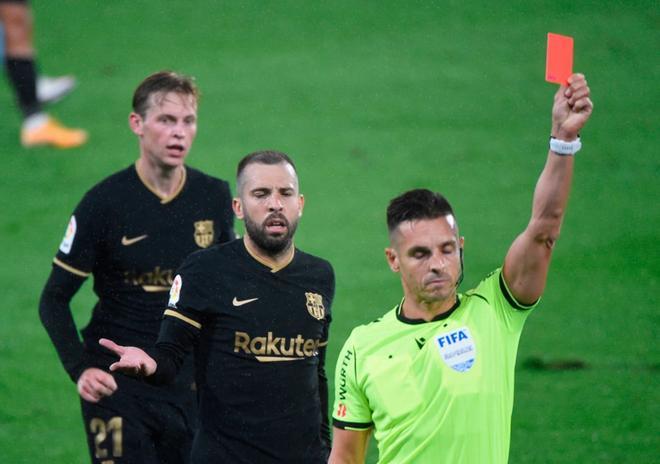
142;285;170;292
255;356;305;362
134;162;187;204
53;257;90;277
318;340;328;347
163;309;202;329
243;238;295;273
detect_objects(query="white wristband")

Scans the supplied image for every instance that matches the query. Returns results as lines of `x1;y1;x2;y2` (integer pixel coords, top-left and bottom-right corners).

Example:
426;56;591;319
549;136;581;155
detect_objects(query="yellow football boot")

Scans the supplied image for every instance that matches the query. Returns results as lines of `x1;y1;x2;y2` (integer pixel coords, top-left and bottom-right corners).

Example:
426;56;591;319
21;116;88;149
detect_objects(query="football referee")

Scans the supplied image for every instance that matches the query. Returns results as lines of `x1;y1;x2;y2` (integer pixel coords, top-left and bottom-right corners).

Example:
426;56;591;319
329;74;593;463
39;71;235;464
100;150;335;463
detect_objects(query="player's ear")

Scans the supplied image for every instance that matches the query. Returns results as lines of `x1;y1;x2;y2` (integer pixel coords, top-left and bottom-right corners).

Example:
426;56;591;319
298;194;305;217
457;236;465;287
129;112;143;136
385;247;400;273
232;198;244;219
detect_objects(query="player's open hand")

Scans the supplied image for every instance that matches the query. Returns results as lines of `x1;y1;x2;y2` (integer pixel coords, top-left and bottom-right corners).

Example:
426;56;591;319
551;73;593;140
99;338;157;377
77;367;118;403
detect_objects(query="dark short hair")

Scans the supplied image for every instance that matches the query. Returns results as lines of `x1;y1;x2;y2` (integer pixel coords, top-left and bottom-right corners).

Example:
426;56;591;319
236;150;297;192
132;71;199;117
387;189;456;233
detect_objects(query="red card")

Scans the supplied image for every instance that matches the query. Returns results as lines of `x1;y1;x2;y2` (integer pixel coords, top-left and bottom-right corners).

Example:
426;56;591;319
545;33;573;85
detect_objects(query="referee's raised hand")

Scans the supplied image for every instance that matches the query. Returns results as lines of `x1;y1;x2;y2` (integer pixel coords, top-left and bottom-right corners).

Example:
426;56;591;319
552;73;593;140
99;338;157;377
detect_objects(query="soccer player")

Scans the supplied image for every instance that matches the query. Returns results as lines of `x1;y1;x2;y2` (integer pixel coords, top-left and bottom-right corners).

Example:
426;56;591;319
100;150;335;463
0;0;86;148
36;74;77;104
329;73;593;463
39;70;235;464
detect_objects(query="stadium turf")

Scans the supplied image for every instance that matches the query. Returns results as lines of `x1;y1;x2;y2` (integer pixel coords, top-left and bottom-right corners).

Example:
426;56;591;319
0;1;657;462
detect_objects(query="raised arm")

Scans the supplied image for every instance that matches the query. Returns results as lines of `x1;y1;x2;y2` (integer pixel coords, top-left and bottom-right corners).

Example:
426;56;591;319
503;73;593;304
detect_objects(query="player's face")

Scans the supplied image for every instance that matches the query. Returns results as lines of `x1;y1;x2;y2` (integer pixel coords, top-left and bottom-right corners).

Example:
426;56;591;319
130;91;198;169
233;162;304;255
386;216;463;305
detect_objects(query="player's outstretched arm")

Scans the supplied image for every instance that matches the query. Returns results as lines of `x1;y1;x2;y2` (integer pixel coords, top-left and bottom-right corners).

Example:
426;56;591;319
329;427;371;464
503;73;593;304
99;338;157;377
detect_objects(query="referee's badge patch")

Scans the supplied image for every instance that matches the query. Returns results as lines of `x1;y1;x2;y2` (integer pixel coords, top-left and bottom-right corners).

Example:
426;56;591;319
435;326;476;372
305;292;325;320
59;215;77;254
169;275;182;307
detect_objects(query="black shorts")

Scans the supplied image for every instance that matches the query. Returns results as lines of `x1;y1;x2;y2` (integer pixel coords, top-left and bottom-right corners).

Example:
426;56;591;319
80;388;197;464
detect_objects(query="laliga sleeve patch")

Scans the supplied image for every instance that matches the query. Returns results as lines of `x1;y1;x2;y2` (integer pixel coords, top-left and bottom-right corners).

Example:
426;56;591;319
59;215;77;254
168;275;182;307
435;326;476;372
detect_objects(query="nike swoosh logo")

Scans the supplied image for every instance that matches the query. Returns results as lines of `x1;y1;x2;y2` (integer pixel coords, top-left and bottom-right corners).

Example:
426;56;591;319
121;234;148;246
232;297;259;307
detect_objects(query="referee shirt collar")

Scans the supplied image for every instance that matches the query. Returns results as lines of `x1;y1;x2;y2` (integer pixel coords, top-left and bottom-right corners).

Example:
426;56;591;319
396;297;461;325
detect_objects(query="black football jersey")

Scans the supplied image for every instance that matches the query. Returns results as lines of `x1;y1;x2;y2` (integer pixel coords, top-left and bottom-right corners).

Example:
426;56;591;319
163;239;334;463
53;164;234;396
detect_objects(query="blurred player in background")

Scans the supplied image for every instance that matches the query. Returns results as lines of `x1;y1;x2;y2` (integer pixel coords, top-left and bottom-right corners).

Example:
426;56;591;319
0;0;86;148
36;74;77;104
329;74;593;463
100;151;335;463
39;70;235;463
1;24;77;104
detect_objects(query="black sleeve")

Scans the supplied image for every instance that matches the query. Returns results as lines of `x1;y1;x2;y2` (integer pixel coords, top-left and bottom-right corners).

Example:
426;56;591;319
318;263;335;452
144;311;201;385
217;180;236;244
39;265;89;383
317;319;331;453
144;252;206;384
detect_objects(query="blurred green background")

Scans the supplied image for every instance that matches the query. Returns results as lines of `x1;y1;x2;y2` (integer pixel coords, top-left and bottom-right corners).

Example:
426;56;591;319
1;1;658;462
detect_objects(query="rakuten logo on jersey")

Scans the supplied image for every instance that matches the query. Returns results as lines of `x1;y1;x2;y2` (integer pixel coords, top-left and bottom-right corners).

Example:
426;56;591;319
124;266;175;292
234;331;323;362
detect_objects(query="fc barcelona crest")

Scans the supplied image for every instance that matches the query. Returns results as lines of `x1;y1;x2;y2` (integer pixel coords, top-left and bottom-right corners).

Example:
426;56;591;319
305;292;325;320
194;220;215;248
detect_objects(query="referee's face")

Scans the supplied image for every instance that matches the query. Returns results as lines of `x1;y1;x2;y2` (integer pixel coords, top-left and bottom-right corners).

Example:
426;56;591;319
386;216;463;309
233;162;304;256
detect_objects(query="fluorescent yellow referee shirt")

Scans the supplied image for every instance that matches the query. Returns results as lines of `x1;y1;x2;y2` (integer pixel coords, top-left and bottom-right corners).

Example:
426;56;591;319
332;269;537;463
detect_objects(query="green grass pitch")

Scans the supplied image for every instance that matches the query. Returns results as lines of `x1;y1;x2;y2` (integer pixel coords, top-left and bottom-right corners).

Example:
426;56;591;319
0;1;657;462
